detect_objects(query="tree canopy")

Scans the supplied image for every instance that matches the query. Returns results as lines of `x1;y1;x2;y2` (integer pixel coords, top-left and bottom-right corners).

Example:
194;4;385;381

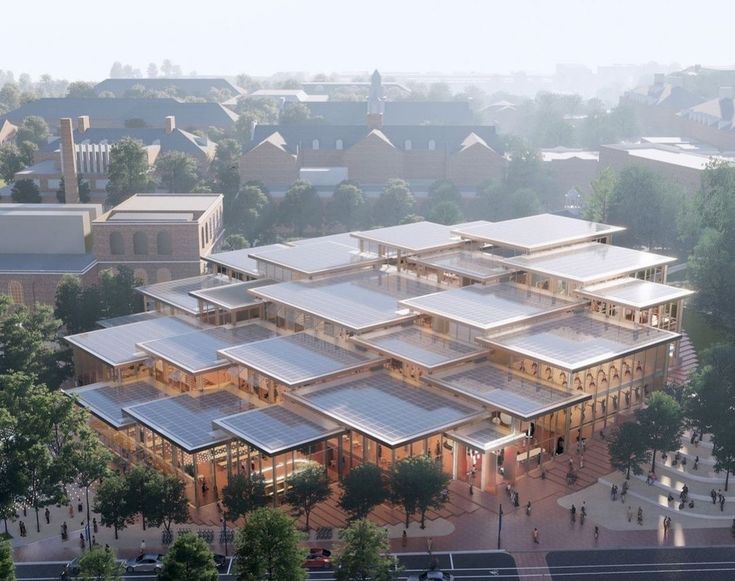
374;179;415;226
607;422;650;479
106;137;153;207
78;546;122;581
222;473;267;522
635;391;683;472
338;463;387;521
390;455;449;529
279;180;323;236
154;151;199;193
0;540;15;581
11;179;41;203
334;519;400;581
284;462;331;530
328;181;367;230
158;533;218;581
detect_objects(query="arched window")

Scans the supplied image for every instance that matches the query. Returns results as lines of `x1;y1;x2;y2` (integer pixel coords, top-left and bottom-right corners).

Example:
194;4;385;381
133;231;148;255
134;268;148;285
8;281;23;305
428;139;436;151
404;139;412;151
109;232;124;255
157;231;172;255
335;139;343;150
312;139;320;150
157;268;172;283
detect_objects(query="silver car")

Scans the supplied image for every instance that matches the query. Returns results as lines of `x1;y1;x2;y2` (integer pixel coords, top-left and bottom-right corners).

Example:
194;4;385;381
124;553;164;573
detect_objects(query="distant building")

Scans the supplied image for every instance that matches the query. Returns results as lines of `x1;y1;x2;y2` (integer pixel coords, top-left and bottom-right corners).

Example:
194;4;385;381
541;147;600;197
93;78;243;101
677;89;735;150
247;89;329;103
0;119;16;144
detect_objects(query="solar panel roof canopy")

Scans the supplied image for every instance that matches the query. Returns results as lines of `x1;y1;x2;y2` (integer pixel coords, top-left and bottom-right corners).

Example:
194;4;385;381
248;270;442;332
400;282;582;331
249;240;383;276
351;221;465;254
424;362;591;420
451;214;625;252
63;380;169;429
65;316;200;367
446;420;526;452
501;242;677;284
213;403;344;455
478;312;681;372
220;332;383;387
189;279;276;311
410;251;512;282
289;232;359;248
138;323;277;374
205;244;289;277
124;390;251;453
137;274;234;315
351;325;484;370
97;311;162;328
579;278;694;309
286;371;483;447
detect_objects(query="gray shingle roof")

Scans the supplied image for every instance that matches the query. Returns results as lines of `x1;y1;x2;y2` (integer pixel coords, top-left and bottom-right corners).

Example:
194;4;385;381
94;78;242;99
294;101;476;125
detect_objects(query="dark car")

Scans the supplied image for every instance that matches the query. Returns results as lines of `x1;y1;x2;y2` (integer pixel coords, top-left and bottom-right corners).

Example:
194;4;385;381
304;548;332;569
213;553;228;569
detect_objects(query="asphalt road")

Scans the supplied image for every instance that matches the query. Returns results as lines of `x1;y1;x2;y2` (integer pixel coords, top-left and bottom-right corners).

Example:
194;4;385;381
14;550;519;580
546;547;735;580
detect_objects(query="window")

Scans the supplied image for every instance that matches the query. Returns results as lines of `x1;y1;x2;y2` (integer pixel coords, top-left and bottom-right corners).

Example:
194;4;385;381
157;231;172;255
8;281;23;304
428;139;436;151
404;139;412;150
133;232;148;255
336;139;343;150
109;232;124;255
134;268;148;285
157;268;172;283
312;139;320;150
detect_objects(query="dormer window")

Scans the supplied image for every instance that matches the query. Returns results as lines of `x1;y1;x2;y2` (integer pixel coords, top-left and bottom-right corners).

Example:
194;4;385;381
404;139;412;151
336;139;343;150
428;139;436;151
312;139;320;150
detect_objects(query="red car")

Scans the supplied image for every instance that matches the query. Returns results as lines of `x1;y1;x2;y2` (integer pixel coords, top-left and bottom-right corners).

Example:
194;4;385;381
304;548;332;569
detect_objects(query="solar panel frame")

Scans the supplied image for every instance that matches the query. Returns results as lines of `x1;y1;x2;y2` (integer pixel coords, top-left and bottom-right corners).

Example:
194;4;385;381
248;241;384;276
351;222;465;253
205;244;290;277
578;278;694;309
137;274;235;315
188;279;277;310
447;421;526;452
410;251;514;282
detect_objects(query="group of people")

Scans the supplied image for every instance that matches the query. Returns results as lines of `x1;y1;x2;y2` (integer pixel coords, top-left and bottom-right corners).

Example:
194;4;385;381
505;483;520;507
569;502;588;524
625;505;644;525
710;488;727;511
610;481;629;502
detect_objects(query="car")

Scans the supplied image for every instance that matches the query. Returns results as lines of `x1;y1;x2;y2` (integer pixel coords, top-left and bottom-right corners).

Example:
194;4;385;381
124;553;165;573
213;553;228;569
307;548;332;558
408;571;455;581
304;548;332;569
61;556;81;577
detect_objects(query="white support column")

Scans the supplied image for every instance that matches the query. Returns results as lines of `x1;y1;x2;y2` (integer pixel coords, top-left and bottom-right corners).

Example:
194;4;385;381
480;451;491;490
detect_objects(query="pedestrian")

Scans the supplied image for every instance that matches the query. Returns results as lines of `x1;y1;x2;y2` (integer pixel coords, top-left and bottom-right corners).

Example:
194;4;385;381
690;430;697;445
44;507;50;524
79;533;85;550
711;489;718;505
579;455;585;469
569;457;574;471
580;502;587;525
513;492;520;508
77;497;83;514
526;500;532;516
721;496;726;512
693;456;699;471
68;504;74;518
92;535;97;546
532;528;539;544
426;537;433;554
627;506;633;523
663;516;670;535
610;484;616;501
570;504;576;523
62;521;68;541
402;530;407;547
140;539;146;554
19;521;26;537
93;518;98;533
637;506;643;525
593;526;599;542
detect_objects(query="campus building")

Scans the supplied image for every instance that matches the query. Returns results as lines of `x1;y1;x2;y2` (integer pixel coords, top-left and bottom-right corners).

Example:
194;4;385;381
63;214;690;509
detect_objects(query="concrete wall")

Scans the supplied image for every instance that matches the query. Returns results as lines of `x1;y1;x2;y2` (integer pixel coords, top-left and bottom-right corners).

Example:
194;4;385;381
0;210;93;254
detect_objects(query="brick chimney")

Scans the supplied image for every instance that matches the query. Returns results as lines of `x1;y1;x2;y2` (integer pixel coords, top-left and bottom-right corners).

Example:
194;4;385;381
59;118;79;204
77;115;90;133
164;115;176;134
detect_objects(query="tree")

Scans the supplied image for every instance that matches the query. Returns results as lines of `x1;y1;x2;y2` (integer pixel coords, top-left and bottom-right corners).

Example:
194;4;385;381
74;428;111;544
234;507;306;581
428;179;461;207
56;175;91;203
279;103;311;124
0;408;23;538
78;546;122;581
147;63;159;78
66;81;97;98
428;201;463;225
94;474;133;540
635;391;683;473
124;465;158;530
472;179;508;220
0;143;27;183
146;473;189;534
279;180;323;236
390;455;449;529
211;138;242;200
338;463;387;521
106;137;152;207
607;422;650;479
154;151;199;193
222;473;267;522
509;187;542;218
328;181;367;230
284;462;331;530
0;83;21;112
583;167;617;223
98;267;143;318
228;183;272;242
334;519;400;581
11;179;41;203
158;533;218;581
15;116;49;147
19;442;64;532
223;234;248;250
0;540;15;581
374;179;415;226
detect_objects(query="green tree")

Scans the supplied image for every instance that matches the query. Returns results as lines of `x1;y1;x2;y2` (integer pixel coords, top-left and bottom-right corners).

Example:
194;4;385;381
334;519;400;581
583;167;617;222
428;201;463;225
98;267;143;318
338;463;387;521
390;455;449;529
472;179;508;220
222;473;268;522
0;143;27;183
0;540;15;581
158;533;218;581
374;179;415;226
154;151;199;193
0;408;23;537
223;234;249;250
607;422;650;479
78;546;122;581
211;138;242;200
228;183;272;242
16;116;49;147
94;474;133;540
11;179;41;203
19;442;64;532
635;392;683;473
234;507;306;581
66;81;97;98
0;83;21;111
428;179;461;207
146;473;189;534
280;103;311;124
328;181;367;230
105;137;152;207
124;465;158;530
284;462;331;530
56;175;91;203
279;180;323;236
509;187;542;218
74;428;111;544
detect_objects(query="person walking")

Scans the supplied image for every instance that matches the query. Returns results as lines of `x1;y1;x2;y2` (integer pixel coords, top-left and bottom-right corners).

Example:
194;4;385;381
140;539;146;554
79;533;85;550
62;521;68;541
44;507;50;524
532;528;539;544
570;504;576;523
627;506;633;523
526;500;532;516
721;495;726;512
579;455;585;470
711;489;717;505
402;530;407;547
637;506;644;525
594;526;599;543
93;518;98;534
580;502;587;525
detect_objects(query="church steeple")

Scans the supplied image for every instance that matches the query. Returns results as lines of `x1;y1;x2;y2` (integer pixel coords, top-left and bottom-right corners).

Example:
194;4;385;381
367;69;385;128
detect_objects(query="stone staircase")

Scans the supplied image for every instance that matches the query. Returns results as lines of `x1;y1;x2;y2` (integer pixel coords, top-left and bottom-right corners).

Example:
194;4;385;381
541;437;613;490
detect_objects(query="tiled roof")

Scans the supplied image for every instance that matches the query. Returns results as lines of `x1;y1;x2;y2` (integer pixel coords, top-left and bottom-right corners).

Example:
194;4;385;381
94;78;242;98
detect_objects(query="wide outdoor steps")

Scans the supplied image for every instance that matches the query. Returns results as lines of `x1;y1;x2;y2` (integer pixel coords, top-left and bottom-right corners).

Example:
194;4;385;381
539;437;613;490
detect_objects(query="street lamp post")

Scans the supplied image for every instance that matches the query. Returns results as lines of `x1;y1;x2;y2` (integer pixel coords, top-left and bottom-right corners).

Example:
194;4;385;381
497;504;503;550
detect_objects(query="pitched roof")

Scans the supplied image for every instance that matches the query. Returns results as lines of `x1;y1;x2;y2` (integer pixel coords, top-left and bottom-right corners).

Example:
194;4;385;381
94;78;242;99
297;100;476;125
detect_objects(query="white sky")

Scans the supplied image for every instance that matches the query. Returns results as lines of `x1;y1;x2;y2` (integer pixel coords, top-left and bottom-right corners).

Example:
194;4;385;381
5;0;733;80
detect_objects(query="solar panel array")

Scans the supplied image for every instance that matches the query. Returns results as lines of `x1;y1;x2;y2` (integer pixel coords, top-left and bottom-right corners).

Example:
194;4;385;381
125;390;250;452
138;274;234;314
352;221;462;252
97;311;162;328
189;279;276;310
581;278;693;309
294;372;480;446
250;241;382;275
216;405;341;455
453;421;512;450
414;251;510;281
72;381;168;428
355;326;482;368
221;332;381;385
206;244;288;277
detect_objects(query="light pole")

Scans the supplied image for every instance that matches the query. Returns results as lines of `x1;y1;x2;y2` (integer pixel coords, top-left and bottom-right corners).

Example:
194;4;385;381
497;504;503;550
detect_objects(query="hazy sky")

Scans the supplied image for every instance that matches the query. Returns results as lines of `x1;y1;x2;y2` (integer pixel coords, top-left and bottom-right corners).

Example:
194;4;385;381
5;0;733;80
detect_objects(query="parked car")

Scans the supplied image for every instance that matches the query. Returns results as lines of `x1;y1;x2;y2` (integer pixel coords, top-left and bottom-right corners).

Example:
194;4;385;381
408;571;454;581
124;553;164;573
304;548;332;569
213;553;228;569
61;556;81;577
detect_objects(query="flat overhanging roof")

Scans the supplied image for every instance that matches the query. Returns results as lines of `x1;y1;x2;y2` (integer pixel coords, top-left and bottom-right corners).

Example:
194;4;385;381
478;312;681;372
351;325;485;371
400;282;582;331
351;221;465;254
65;316;200;368
189;279;276;311
500;243;677;284
124;390;251;453
289;232;359;248
248;270;442;332
451;214;625;252
97;311;163;328
286;371;483;448
249;240;383;276
410;251;514;282
579;278;694;309
137;274;234;315
63;380;169;429
220;332;383;387
138;324;277;375
205;244;289;277
446;420;526;453
424;362;591;420
213;403;344;456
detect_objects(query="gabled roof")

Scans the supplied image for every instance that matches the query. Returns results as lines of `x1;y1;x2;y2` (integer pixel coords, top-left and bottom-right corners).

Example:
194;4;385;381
680;97;735;128
94;78;243;99
292;100;476;125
